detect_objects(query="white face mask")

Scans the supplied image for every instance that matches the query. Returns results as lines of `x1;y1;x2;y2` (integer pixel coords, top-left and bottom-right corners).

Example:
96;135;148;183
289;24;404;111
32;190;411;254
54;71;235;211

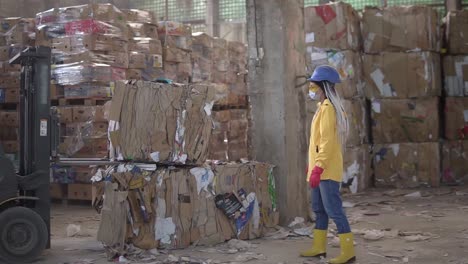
308;90;319;100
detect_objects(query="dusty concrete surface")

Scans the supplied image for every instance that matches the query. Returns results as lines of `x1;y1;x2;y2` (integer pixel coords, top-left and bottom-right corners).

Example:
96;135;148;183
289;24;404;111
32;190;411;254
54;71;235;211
35;187;468;264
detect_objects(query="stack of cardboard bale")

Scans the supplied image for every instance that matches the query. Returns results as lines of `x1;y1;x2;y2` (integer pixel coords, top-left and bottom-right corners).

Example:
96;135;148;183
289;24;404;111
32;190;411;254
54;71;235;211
304;2;371;193
0;18;35;167
361;6;442;188
35;4;129;196
157;21;192;83
96;80;277;254
124;9;163;81
441;10;468;185
191;32;249;161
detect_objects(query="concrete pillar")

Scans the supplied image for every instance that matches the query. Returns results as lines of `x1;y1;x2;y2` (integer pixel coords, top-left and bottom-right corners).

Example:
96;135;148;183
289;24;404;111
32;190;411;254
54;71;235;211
247;0;308;224
206;0;220;37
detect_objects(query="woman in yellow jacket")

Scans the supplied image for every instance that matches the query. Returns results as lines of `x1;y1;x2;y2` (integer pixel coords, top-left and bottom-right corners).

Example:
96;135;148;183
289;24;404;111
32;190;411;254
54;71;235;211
300;65;355;264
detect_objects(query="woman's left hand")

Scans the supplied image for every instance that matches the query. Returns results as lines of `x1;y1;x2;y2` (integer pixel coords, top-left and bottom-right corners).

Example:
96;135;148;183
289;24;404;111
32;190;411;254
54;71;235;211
309;166;324;189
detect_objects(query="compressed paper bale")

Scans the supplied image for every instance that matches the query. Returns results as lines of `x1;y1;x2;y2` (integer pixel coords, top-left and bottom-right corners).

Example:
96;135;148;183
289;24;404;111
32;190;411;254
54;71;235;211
111;81;214;164
445;10;468;55
342;145;372;193
343;98;369;147
443;55;468;97
361;6;440;53
362;52;441;99
373;142;440;188
370;98;439;143
442;140;468;184
304;2;361;51
445;97;468;140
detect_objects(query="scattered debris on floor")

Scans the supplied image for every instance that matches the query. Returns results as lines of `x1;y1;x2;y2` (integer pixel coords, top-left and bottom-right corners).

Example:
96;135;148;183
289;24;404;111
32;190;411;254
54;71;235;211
66;224;82;237
288;217;306;228
362;229;385;241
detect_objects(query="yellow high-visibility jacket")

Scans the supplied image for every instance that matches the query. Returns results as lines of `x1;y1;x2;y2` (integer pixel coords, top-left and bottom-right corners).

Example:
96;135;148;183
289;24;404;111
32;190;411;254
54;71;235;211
307;99;343;183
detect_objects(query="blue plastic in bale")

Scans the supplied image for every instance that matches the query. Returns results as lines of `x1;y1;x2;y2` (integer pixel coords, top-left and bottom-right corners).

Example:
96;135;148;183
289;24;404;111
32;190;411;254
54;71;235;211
0;89;5;103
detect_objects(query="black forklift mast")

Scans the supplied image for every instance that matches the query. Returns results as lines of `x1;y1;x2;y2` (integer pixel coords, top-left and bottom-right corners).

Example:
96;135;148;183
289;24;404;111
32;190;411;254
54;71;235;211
9;46;52;247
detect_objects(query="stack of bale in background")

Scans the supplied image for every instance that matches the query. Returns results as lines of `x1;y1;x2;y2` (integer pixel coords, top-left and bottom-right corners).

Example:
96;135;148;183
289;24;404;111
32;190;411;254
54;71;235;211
361;6;442;188
191;32;249;161
35;4;129;198
441;10;468;185
0;18;35;167
124;9;163;81
158;21;192;83
304;2;371;193
224;41;249;161
32;3;252;201
95;80;277;254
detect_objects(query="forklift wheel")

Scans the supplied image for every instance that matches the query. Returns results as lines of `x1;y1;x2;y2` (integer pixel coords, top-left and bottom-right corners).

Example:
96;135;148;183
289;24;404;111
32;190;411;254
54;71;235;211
0;206;48;264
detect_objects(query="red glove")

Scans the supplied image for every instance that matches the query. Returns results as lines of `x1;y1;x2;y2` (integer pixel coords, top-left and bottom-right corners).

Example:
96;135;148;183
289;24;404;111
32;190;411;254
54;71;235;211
309;166;324;189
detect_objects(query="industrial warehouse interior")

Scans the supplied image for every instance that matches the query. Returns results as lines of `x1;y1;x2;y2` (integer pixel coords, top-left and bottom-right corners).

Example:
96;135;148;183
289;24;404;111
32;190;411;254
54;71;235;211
0;0;467;263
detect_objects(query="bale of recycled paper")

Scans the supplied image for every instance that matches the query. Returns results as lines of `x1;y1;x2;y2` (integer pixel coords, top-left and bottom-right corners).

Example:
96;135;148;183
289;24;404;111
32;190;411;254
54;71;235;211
444;97;468;140
209;109;249;161
361;5;440;53
373;142;440;188
108;80;216;164
342;145;372;193
95;162;277;251
370;98;440;144
443;55;468;97
304;2;361;51
362;52;441;99
442;140;468;184
445;10;468;55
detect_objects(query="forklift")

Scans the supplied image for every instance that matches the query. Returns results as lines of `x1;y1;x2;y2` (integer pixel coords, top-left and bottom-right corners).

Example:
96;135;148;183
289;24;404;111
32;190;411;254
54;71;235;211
0;46;121;263
0;46;53;263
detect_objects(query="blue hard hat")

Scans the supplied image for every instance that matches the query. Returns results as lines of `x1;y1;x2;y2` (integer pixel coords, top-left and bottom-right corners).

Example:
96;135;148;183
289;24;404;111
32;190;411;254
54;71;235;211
308;65;341;84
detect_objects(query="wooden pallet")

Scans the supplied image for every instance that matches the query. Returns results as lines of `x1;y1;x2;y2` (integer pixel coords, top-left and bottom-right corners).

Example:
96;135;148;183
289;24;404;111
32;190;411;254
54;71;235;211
52;97;111;106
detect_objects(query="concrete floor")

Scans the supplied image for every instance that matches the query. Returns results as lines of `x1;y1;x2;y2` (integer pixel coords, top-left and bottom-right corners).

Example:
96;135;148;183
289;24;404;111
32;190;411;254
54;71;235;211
34;187;468;264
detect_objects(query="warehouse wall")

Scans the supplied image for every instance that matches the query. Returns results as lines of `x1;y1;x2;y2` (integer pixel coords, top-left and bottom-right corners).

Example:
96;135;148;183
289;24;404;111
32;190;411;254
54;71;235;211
0;0;130;18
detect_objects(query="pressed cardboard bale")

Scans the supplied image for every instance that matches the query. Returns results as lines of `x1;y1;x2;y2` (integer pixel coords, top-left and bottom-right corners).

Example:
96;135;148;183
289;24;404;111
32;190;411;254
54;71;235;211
109;81;215;164
343;98;369;147
370;98;439;143
442;140;468;184
445;10;468;55
304;2;361;51
342;145;372;193
444;97;468;140
443;55;468;97
362;6;440;53
363;52;441;99
373;142;440;188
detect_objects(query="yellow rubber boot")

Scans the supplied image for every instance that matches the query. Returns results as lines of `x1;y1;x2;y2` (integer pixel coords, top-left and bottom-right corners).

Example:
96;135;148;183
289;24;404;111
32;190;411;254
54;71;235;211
329;233;356;264
300;229;327;258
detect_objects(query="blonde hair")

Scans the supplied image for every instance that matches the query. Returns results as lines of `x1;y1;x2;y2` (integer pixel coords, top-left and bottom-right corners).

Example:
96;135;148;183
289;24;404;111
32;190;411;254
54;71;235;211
323;81;349;153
